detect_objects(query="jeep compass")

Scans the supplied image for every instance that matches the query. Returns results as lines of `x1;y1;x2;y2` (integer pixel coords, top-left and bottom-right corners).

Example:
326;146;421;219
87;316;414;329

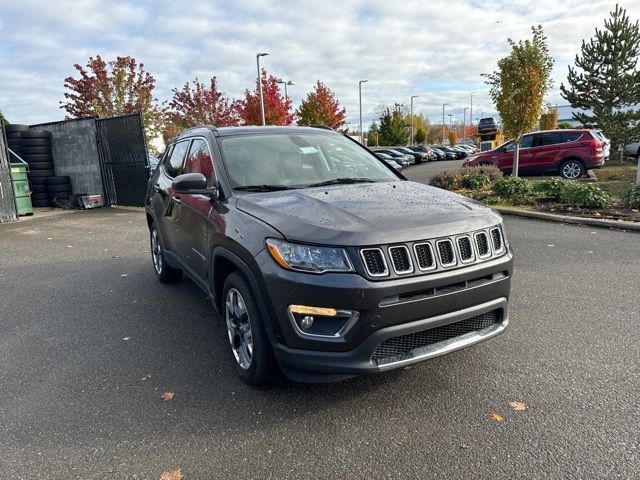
145;126;513;384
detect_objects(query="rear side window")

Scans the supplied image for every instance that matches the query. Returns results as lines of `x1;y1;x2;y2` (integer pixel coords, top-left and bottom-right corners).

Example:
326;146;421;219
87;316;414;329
184;138;215;184
538;133;563;146
164;140;190;177
561;132;581;142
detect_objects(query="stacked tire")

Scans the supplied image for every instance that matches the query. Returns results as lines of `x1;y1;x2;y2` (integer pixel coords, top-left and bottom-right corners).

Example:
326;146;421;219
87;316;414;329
46;176;72;205
20;129;55;207
5;124;29;157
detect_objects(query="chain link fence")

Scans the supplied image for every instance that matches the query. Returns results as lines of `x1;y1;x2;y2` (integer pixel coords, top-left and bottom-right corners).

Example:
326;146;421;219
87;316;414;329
0;120;18;223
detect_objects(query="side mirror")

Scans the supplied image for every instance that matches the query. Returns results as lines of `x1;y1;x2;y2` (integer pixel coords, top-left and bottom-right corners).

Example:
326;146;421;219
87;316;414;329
172;173;217;197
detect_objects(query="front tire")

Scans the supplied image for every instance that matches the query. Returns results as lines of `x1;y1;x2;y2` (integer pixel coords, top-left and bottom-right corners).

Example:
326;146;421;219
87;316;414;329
559;159;585;180
150;225;183;283
223;272;277;385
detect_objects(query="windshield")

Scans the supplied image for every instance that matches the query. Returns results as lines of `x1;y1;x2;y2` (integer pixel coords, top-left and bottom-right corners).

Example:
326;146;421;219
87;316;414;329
219;132;399;190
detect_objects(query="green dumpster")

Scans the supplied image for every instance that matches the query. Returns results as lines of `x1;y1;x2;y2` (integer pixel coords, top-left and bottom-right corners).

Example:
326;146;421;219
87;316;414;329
10;157;33;216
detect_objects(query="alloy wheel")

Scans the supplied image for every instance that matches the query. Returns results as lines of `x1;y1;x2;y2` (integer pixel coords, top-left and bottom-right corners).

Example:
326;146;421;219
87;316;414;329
225;288;253;370
151;229;162;274
562;162;582;179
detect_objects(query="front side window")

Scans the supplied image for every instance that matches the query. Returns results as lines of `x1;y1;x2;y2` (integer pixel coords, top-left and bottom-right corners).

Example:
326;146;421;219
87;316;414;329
184;138;214;184
165;140;190;177
219;133;398;189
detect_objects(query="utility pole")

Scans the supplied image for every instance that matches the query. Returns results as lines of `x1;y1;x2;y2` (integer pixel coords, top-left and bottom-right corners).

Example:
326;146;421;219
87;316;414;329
463;107;468;139
470;94;473;128
442;103;448;144
256;52;269;125
359;80;368;144
410;95;419;146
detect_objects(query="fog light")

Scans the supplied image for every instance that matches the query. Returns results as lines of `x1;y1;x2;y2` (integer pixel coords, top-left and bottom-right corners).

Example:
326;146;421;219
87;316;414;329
300;315;314;330
287;305;359;338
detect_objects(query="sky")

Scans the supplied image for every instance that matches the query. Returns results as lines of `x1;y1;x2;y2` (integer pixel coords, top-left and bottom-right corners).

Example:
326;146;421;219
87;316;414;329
0;0;638;130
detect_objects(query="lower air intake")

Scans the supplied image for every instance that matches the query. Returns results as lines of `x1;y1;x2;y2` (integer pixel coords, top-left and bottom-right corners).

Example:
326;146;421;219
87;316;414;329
372;311;500;365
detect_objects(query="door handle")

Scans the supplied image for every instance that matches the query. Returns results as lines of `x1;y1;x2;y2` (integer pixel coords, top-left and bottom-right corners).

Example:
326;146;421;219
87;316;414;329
172;196;182;205
153;184;161;192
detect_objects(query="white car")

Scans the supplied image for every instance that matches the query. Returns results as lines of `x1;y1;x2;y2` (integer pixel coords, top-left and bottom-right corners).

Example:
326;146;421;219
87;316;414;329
624;141;640;159
592;130;611;160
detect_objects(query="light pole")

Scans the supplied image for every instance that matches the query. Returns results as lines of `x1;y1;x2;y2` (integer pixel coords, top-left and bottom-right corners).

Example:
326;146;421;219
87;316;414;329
359;80;368;144
442;103;448;144
470;94;473;127
277;78;295;101
463;107;468;139
256;52;269;125
410;95;419;145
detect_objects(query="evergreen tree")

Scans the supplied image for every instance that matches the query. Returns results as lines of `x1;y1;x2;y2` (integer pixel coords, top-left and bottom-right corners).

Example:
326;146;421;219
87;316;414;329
378;106;409;145
414;128;426;144
367;121;380;146
560;4;640;147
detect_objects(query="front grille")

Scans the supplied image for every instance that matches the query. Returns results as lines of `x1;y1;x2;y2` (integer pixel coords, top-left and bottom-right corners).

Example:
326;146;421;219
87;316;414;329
457;236;474;262
475;232;490;257
372;311;500;365
491;228;504;252
437;240;456;266
414;243;435;270
361;248;388;276
389;246;413;274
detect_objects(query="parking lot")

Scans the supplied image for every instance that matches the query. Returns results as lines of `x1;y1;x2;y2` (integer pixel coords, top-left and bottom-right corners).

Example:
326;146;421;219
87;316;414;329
1;201;639;478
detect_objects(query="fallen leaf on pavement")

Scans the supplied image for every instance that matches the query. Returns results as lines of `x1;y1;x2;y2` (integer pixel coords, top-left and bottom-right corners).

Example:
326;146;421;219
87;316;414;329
121;274;128;278
141;374;152;381
160;391;175;401
509;401;526;411
489;413;503;422
461;444;469;449
122;337;130;341
160;469;183;480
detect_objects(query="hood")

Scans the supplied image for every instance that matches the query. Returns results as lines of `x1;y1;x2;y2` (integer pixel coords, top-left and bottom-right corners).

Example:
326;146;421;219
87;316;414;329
236;181;501;246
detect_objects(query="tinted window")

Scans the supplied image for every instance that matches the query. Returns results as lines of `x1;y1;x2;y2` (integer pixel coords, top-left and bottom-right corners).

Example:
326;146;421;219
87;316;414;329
520;135;535;148
184;138;214;184
538;133;563;146
165;140;190;177
561;132;581;142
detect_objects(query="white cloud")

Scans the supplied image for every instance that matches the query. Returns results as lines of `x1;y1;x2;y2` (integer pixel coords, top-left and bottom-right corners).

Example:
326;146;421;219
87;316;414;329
0;0;638;127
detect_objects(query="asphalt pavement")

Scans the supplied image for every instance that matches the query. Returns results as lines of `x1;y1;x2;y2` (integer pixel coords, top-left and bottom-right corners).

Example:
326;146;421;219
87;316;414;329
0;204;638;479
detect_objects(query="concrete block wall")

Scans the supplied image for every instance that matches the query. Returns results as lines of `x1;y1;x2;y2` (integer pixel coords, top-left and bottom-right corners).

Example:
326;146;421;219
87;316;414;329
29;118;104;198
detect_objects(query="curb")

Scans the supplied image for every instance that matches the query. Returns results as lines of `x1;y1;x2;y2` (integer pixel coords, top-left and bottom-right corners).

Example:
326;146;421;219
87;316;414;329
495;207;640;232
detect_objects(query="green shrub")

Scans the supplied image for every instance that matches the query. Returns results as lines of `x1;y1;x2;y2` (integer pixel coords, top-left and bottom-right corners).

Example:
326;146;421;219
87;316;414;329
483;195;503;205
534;178;571;201
561;183;609;209
460;173;492;189
492;177;532;200
429;170;463;191
622;185;640;209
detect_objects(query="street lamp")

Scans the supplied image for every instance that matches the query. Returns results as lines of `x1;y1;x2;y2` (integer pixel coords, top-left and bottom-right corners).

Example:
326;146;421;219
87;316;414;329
410;95;419;145
359;80;368;144
463;107;468;139
256;52;269;125
442;103;448;144
277;78;295;101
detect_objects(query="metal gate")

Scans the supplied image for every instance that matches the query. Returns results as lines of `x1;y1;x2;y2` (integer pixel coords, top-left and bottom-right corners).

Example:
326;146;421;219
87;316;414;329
95;112;150;207
0;120;18;223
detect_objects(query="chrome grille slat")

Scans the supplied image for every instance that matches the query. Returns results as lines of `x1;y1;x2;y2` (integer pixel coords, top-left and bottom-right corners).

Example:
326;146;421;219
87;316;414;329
475;232;491;258
490;227;504;253
414;242;436;271
360;248;388;277
456;236;475;263
389;246;413;274
436;240;456;267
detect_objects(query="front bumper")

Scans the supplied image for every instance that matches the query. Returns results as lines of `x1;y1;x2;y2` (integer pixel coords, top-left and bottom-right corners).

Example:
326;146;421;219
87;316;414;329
255;249;513;381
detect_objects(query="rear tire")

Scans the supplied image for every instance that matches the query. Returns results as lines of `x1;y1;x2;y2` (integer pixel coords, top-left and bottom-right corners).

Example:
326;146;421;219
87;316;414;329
150;224;183;283
222;272;277;385
559;159;585;180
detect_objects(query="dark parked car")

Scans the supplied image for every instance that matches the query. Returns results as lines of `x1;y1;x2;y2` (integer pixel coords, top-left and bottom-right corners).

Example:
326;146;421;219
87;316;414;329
409;145;438;162
433;146;461;160
393;146;428;164
463;129;605;179
427;147;447;161
372;148;411;166
478;117;498;135
375;152;403;171
146;126;513;385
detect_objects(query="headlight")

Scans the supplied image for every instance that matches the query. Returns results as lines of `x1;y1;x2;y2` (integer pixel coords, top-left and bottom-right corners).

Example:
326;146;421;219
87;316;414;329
266;239;354;273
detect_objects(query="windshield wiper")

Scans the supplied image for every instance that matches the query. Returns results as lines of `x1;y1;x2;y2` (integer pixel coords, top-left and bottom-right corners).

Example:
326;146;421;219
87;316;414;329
304;178;378;188
234;185;298;192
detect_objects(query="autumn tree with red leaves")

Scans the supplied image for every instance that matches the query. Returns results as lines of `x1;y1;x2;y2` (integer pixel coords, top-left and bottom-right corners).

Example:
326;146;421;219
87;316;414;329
296;81;347;132
163;76;238;142
236;69;294;125
61;55;162;139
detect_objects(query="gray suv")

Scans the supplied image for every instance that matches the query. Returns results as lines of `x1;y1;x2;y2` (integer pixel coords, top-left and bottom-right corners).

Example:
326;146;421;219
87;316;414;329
145;126;513;385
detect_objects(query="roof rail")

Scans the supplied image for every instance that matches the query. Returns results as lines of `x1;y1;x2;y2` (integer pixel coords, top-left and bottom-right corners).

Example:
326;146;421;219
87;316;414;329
309;124;334;131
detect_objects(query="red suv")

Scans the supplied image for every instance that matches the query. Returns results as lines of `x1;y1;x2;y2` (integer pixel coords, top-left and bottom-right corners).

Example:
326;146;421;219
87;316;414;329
463;129;604;179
